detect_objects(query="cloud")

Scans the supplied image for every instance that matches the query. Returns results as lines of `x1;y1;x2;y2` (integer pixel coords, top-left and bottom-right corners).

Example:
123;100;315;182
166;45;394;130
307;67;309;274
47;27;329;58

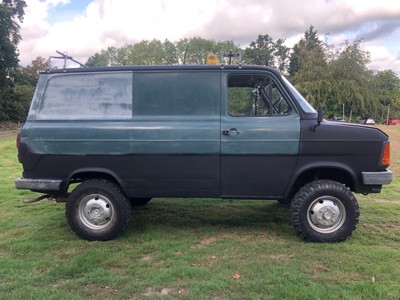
18;0;400;75
355;19;400;42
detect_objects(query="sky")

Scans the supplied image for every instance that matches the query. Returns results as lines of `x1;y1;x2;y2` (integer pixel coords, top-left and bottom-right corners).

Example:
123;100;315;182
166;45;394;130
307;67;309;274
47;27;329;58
18;0;400;74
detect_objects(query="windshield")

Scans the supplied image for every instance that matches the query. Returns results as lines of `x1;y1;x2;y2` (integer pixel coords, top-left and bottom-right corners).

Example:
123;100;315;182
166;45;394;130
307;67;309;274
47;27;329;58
282;76;317;114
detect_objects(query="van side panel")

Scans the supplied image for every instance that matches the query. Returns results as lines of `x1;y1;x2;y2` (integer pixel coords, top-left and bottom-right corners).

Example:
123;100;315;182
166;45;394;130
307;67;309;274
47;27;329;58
20;70;221;198
128;71;221;197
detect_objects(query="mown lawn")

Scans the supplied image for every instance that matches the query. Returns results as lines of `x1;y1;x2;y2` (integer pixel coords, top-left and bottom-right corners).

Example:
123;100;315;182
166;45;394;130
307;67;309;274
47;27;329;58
0;126;399;299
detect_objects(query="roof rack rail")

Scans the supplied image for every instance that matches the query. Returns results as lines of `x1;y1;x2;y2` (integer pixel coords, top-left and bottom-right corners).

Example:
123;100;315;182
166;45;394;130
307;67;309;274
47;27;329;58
47;50;87;71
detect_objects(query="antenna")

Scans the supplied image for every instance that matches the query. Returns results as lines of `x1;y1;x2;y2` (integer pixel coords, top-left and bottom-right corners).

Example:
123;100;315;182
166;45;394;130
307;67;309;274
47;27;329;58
221;51;241;65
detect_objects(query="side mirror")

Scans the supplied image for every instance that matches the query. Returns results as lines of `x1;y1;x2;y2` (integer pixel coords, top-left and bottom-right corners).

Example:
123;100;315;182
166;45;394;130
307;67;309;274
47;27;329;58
317;104;324;124
312;104;324;132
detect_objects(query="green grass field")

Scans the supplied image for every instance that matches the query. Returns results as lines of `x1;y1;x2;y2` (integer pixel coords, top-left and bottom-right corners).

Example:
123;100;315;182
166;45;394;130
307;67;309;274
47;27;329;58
1;127;399;299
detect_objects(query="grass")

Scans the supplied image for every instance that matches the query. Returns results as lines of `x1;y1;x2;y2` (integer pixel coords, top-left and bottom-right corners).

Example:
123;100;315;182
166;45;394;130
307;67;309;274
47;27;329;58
1;126;400;299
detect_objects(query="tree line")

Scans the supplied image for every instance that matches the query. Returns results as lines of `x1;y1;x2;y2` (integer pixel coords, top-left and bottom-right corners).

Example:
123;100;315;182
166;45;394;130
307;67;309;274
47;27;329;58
1;0;399;123
84;29;400;122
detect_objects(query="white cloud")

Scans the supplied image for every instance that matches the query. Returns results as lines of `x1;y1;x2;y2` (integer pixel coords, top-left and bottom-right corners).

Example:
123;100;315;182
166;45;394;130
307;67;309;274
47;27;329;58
366;46;390;61
18;0;400;75
365;45;400;74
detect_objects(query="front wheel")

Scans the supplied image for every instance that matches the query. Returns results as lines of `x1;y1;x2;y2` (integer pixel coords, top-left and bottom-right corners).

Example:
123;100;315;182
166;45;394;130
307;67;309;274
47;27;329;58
290;180;359;243
66;179;131;241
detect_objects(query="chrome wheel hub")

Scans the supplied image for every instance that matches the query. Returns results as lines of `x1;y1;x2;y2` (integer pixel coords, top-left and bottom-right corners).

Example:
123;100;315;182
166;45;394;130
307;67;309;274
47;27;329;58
78;194;113;230
307;196;346;233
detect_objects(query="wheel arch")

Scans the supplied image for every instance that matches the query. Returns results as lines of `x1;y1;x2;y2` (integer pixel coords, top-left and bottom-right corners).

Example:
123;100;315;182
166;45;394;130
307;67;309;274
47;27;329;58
286;163;356;199
66;168;126;194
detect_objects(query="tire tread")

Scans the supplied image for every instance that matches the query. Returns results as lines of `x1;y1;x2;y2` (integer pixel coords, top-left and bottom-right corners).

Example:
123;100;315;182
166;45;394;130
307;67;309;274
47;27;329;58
290;180;360;242
66;179;131;241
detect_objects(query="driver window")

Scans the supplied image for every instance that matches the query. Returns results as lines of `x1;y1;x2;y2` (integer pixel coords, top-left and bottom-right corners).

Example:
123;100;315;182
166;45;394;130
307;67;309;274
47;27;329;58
227;74;292;117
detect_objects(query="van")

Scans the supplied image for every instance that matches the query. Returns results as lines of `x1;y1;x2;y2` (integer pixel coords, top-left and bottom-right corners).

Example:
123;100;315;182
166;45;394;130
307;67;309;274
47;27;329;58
16;64;392;242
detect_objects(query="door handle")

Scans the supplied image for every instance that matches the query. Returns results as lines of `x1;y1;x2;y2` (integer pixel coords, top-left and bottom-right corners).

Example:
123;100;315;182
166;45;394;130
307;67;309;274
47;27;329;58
222;128;240;135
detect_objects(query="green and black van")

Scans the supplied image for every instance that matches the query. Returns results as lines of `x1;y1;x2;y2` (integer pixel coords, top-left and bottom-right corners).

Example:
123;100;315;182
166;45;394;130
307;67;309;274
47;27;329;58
16;64;392;242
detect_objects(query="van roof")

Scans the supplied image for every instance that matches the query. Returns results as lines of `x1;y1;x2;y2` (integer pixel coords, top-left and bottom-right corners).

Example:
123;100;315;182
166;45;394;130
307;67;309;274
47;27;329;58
42;64;282;75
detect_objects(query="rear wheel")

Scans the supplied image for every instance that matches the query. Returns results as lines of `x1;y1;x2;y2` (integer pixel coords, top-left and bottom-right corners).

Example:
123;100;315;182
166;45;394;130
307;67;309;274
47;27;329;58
290;180;359;242
66;179;131;241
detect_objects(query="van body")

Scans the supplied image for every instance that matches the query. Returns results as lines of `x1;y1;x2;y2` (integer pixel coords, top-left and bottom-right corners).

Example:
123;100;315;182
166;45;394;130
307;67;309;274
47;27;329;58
16;65;392;242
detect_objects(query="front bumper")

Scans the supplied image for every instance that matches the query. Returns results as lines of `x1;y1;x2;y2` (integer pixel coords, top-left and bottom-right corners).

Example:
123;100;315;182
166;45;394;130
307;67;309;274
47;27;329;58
362;170;393;185
15;178;63;191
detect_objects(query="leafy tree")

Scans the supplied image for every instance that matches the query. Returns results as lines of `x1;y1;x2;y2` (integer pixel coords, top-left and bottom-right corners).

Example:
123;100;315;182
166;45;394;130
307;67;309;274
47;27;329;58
244;34;290;73
86;37;240;67
288;26;329;111
86;46;129;66
7;57;46;122
327;40;374;120
176;37;240;65
290;26;327;82
162;39;178;65
127;39;178;65
289;26;326;77
176;37;215;65
23;56;47;79
371;69;400;121
0;0;26;121
274;38;290;73
244;34;275;66
12;27;398;124
7;83;33;121
289;30;397;122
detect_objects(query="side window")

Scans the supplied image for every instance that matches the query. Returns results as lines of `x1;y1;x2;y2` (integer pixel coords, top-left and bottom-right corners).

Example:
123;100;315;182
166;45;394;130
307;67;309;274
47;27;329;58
227;74;292;117
37;72;133;120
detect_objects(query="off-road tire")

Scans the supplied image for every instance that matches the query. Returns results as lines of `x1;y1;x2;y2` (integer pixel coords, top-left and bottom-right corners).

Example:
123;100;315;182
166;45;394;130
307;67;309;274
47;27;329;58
290;180;359;243
66;179;131;241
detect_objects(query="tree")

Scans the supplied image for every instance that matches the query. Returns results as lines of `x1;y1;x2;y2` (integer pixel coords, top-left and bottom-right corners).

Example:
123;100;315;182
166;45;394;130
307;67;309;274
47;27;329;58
244;34;290;73
0;0;26;79
86;46;129;66
274;38;290;73
371;70;400;121
82;30;399;123
0;0;27;121
176;37;216;65
327;40;374;120
289;26;327;82
162;39;178;65
23;56;47;79
176;37;240;65
3;57;44;122
288;26;329;110
127;39;177;65
244;34;275;66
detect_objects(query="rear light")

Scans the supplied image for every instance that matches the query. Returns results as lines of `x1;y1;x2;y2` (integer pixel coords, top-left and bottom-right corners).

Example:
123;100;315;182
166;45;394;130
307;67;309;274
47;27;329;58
381;142;390;166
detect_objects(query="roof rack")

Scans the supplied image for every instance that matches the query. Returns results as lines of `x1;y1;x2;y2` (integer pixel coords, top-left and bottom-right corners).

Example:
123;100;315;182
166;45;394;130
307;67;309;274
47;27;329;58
47;50;87;70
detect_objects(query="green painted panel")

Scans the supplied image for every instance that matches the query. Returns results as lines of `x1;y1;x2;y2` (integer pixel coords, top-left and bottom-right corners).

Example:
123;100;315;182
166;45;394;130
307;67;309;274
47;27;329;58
21;120;131;155
131;116;220;154
131;71;221;154
221;114;300;154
